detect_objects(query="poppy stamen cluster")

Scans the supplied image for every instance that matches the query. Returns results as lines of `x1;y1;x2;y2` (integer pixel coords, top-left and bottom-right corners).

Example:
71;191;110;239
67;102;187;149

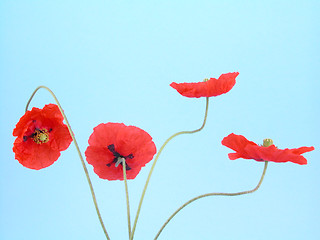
31;129;50;144
107;144;133;171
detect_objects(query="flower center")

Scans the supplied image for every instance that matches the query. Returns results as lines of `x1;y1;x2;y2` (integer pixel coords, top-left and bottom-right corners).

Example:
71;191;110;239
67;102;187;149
106;144;133;170
115;157;125;168
263;138;273;147
32;129;50;144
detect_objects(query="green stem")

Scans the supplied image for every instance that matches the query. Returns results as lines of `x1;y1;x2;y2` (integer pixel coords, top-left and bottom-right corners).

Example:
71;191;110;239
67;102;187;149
26;86;111;240
122;159;132;239
154;161;269;240
130;97;209;240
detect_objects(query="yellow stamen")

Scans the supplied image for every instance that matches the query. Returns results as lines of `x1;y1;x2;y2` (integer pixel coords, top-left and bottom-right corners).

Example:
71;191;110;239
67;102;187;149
32;129;49;144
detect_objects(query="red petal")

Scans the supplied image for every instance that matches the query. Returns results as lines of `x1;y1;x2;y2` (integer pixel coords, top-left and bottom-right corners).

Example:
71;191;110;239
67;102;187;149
170;72;239;98
85;146;119;180
290;146;315;155
13;137;61;170
222;133;315;165
49;124;73;151
206;72;238;97
13;109;41;137
88;123;126;147
170;82;206;98
246;145;314;165
221;133;258;160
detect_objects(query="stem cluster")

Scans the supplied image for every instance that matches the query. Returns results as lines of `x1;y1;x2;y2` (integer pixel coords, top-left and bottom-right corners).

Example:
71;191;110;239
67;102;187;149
26;87;268;240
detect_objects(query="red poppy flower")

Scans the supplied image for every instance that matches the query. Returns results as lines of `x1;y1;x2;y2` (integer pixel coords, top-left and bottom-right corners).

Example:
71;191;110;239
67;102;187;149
170;72;239;98
221;133;314;165
85;123;157;180
12;104;73;170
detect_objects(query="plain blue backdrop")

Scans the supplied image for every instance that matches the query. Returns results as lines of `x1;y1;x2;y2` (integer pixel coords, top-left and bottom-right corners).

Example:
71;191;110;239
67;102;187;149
1;1;319;239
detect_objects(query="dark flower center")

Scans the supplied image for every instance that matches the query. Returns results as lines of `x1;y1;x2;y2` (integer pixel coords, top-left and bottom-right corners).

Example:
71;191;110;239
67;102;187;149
106;144;133;170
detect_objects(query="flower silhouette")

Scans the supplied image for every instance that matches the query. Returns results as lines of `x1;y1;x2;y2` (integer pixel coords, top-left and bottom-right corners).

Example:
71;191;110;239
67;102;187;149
221;133;314;165
13;104;73;170
85;123;157;180
170;72;239;98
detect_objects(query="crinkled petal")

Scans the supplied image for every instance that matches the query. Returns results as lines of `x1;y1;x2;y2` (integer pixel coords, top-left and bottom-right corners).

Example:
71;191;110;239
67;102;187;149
13;137;61;170
170;72;239;98
290;146;315;155
206;72;238;97
88;123;126;147
246;145;314;165
13;109;40;137
221;133;258;160
170;82;206;98
49;124;73;151
222;133;314;165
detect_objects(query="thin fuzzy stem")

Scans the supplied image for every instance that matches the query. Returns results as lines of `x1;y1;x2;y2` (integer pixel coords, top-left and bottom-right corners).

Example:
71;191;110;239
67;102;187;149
122;159;132;239
154;161;269;240
130;97;209;240
25;86;111;240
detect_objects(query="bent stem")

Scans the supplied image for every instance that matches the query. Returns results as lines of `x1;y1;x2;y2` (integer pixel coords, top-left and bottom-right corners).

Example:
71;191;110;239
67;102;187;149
26;86;111;240
154;161;269;240
130;97;209;240
122;159;132;238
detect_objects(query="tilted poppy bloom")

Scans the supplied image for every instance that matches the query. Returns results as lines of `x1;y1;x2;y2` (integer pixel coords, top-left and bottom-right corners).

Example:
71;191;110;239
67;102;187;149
13;104;73;170
170;72;239;98
221;133;314;165
85;123;157;180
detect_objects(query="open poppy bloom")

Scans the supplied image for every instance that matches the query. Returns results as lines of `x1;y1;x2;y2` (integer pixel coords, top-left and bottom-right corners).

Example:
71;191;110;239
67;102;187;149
170;72;239;98
221;133;314;165
13;104;73;170
85;123;157;180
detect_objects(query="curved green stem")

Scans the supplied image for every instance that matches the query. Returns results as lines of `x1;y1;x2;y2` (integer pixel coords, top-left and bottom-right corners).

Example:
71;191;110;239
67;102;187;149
130;97;209;240
122;159;132;238
154;161;269;240
26;86;111;240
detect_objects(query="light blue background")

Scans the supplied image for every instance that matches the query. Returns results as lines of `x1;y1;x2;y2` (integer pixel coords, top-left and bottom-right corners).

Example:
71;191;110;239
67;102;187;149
1;1;319;239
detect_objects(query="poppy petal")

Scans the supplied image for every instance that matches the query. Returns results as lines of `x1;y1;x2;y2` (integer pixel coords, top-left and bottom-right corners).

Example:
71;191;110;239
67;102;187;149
246;145;315;165
222;133;314;165
170;72;239;98
13;137;61;170
222;133;258;160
